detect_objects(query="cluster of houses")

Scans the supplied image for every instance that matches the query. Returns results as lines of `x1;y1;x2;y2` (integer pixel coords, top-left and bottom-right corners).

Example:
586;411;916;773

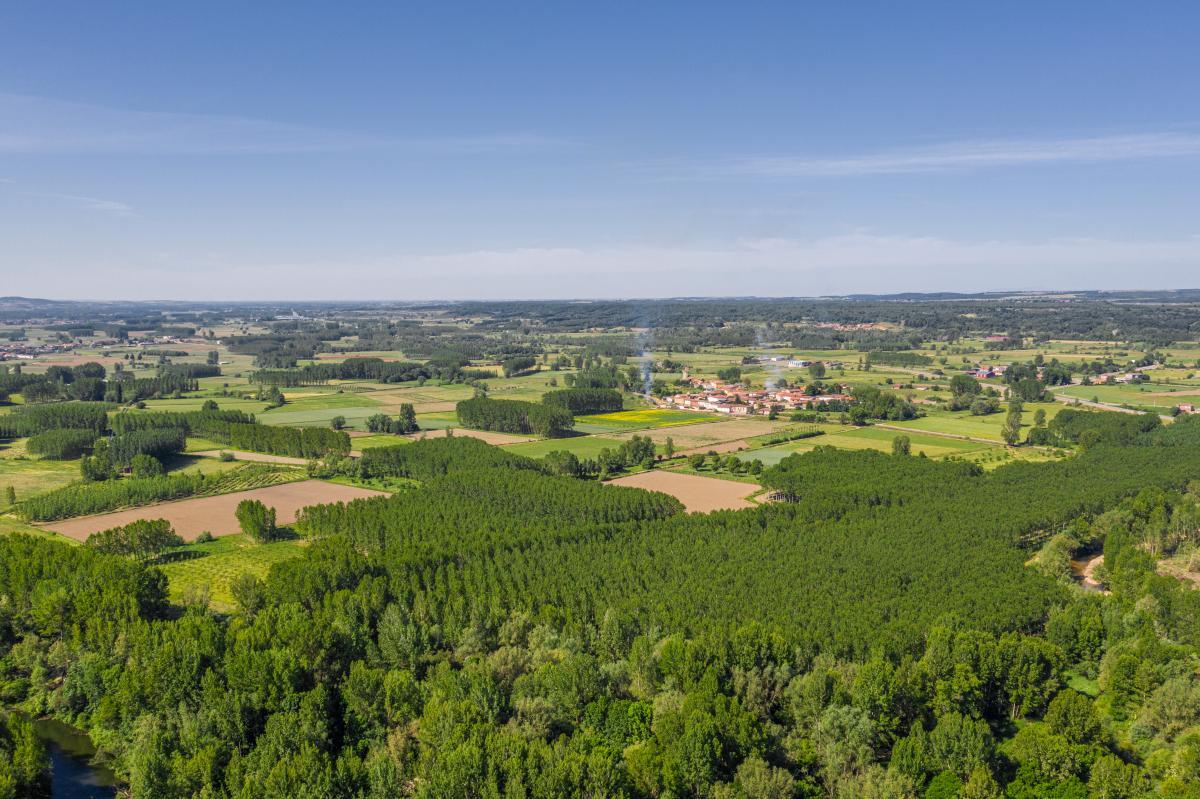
1092;371;1150;384
666;377;852;416
757;356;847;369
0;341;79;361
0;333;198;363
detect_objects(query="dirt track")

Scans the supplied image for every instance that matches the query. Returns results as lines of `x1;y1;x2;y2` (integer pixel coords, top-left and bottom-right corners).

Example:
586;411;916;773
42;480;386;542
606;470;758;513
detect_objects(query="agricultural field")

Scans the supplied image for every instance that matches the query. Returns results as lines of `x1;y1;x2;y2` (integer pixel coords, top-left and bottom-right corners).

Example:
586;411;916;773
881;402;1065;441
1053;382;1200;411
139;396;272;414
574;408;722;429
744;425;997;466
157;534;307;609
606;469;760;512
402;428;533;446
41;480;386;541
0;447;81;506
605;417;795;450
349;434;410;451
505;434;628;460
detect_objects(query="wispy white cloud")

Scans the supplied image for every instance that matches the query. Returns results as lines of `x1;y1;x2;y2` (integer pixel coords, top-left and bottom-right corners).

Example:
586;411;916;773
687;133;1200;178
25;232;1197;300
0;93;568;155
39;192;136;217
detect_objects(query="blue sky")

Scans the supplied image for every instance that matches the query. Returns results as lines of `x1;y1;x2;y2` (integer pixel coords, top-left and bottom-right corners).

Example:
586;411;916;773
2;1;1199;300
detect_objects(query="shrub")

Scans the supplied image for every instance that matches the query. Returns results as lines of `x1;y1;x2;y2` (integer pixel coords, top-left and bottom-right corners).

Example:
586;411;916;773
130;453;165;479
86;518;181;560
236;499;277;542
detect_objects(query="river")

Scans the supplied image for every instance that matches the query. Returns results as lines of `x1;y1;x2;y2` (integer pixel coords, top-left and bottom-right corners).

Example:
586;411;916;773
2;712;117;799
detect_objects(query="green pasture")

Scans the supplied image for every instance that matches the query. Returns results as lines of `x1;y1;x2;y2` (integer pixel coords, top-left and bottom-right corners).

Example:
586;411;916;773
506;435;627;460
157;535;307;610
139;397;271;414
351;434;411;450
0;515;64;539
277;391;380;411
415;411;459;429
881;402;1064;441
1054;383;1197;410
744;425;997;466
0;444;82;506
257;405;382;429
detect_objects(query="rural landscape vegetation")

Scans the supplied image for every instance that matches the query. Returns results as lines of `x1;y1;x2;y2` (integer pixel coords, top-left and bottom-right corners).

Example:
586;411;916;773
1;292;1200;798
4;2;1200;797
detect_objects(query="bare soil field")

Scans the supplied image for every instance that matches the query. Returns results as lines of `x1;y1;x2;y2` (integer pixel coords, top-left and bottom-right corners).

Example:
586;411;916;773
404;428;534;445
607;418;792;450
606;470;759;513
42;480;386;542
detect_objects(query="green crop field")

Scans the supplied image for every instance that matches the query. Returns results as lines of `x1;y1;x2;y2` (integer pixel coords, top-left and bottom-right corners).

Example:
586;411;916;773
881;402;1064;441
351;434;411;450
744;425;997;465
1054;383;1198;410
505;434;627;459
157;535;307;610
0;444;83;506
414;411;459;429
257;404;383;429
275;391;381;411
139;397;272;414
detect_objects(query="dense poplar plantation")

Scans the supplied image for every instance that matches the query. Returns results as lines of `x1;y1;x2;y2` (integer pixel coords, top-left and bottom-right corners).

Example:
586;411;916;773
3;417;1200;796
110;408;254;434
542;387;624;414
25;427;97;460
104;372;198;403
357;436;544;481
456;396;575;437
17;471;211;520
110;408;351;458
107;428;187;466
0;401;112;437
251;357;428;386
1050;408;1162;445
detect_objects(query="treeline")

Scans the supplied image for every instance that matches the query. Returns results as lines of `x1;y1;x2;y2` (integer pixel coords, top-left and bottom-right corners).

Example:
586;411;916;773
251;357;428;386
542;387;623;415
86;518;181;560
16;463;294;521
357;436;544;482
0;401;112;437
26;428;98;459
456;397;574;437
18;471;210;520
108;428;186;466
103;371;198;403
848;385;919;422
110;407;350;458
865;350;933;367
1048;407;1162;446
110;407;254;434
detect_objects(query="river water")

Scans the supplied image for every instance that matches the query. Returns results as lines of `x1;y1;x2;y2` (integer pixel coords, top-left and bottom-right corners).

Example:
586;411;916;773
3;712;116;799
